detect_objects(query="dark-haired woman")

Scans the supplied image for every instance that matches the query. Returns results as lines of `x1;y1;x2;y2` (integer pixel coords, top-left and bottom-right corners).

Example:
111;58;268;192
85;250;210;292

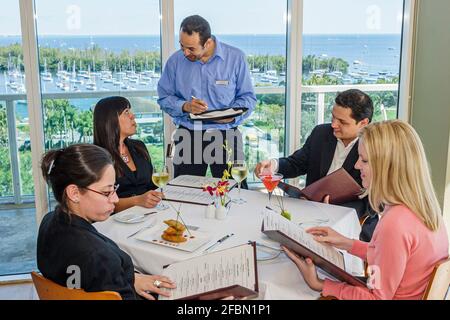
37;144;175;300
93;96;163;212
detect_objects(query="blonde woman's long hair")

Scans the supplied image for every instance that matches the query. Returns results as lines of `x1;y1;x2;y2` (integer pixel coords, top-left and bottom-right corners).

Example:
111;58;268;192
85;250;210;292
359;120;441;231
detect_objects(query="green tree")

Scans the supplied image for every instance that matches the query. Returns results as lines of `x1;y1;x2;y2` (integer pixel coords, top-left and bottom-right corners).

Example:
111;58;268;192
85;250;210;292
75;109;94;143
0;105;8;146
19;151;33;195
0;146;13;197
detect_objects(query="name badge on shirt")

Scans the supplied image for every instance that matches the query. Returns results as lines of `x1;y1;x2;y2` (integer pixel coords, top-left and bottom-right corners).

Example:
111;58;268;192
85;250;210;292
215;80;229;85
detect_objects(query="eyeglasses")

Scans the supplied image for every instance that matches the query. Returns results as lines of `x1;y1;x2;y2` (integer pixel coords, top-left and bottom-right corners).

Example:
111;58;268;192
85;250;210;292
179;42;204;54
84;184;120;200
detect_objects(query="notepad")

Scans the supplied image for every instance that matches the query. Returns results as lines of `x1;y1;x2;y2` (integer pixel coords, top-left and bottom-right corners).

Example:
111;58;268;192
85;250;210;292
189;107;248;121
159;242;259;300
261;211;366;288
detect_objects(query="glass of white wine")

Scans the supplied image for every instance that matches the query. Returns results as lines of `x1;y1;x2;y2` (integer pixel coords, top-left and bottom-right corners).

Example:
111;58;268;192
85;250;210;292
152;165;170;210
231;160;248;204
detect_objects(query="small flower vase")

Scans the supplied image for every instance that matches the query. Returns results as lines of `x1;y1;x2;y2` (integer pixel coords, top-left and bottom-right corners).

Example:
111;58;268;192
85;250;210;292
215;205;227;220
205;204;215;219
215;195;229;220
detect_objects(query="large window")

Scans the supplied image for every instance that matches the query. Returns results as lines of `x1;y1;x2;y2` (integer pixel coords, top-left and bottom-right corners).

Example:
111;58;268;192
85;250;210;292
300;0;404;146
35;0;164;172
174;0;288;183
0;1;37;276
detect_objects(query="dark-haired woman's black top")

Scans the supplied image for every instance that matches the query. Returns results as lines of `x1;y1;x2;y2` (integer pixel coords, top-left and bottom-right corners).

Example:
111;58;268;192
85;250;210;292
37;210;137;300
116;139;157;198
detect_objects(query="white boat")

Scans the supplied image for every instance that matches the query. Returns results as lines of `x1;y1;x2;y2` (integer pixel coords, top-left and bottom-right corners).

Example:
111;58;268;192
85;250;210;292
41;59;53;82
85;81;97;90
42;74;53;82
310;69;326;76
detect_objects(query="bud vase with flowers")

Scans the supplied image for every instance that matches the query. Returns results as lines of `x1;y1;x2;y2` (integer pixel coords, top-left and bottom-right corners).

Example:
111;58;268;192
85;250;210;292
203;142;233;219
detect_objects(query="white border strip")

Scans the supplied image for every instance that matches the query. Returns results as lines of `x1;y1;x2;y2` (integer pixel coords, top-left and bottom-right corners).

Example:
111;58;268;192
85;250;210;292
19;0;48;225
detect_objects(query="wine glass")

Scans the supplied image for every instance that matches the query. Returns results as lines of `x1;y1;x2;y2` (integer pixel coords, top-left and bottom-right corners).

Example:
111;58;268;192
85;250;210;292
152;165;170;210
259;173;283;208
231;160;248;204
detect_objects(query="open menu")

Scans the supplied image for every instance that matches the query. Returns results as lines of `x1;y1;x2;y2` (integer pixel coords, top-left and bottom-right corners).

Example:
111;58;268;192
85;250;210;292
261;211;366;288
162;185;231;206
159;242;259;300
159;185;218;206
168;175;237;190
189;107;248;121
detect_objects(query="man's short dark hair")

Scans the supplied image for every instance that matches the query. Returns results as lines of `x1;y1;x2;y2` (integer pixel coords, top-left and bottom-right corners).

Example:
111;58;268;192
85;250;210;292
180;15;211;46
335;89;373;123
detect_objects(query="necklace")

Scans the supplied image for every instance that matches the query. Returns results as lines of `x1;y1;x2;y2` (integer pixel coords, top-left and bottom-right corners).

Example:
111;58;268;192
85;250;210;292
121;153;130;164
120;144;130;164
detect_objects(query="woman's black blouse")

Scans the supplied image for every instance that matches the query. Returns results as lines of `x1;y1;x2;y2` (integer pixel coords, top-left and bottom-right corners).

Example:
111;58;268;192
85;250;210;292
36;210;137;299
116;139;157;198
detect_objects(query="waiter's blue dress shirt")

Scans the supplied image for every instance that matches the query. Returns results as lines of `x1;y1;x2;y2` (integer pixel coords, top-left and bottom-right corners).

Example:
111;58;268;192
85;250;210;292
157;36;256;130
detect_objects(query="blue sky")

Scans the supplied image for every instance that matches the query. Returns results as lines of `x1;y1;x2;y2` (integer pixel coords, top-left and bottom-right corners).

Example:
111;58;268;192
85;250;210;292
1;0;403;35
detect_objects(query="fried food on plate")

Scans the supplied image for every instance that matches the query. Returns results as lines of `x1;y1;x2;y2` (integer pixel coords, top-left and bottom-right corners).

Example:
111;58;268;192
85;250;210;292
162;232;187;243
163;219;186;232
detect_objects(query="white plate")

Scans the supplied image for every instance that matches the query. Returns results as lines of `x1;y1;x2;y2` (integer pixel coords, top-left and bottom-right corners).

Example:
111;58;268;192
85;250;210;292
113;212;148;224
134;225;212;252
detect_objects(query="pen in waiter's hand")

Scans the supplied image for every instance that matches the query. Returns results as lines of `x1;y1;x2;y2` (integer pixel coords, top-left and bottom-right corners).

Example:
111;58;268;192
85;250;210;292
203;233;235;253
191;95;208;109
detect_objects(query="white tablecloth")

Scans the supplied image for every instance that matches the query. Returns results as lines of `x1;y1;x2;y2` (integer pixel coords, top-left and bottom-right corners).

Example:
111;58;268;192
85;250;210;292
95;188;364;300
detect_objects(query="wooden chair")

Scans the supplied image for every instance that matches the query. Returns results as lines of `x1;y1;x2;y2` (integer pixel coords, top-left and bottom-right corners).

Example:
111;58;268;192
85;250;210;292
31;272;122;300
422;258;450;300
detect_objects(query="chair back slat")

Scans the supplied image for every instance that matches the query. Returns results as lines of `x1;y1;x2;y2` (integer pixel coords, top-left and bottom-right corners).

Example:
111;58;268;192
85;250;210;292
31;272;122;300
423;258;450;300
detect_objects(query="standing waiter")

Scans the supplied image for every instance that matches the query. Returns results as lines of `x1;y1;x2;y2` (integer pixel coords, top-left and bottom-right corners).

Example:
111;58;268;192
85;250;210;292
157;15;256;187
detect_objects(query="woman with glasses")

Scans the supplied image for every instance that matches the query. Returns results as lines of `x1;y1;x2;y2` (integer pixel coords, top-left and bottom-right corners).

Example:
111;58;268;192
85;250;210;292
93;96;163;212
37;144;176;300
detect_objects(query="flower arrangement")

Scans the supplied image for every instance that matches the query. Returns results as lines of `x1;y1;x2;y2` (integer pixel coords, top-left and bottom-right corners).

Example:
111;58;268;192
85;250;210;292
202;141;233;207
203;180;230;207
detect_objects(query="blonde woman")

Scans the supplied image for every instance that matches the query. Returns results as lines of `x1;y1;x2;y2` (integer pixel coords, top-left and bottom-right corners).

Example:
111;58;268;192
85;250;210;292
283;120;449;299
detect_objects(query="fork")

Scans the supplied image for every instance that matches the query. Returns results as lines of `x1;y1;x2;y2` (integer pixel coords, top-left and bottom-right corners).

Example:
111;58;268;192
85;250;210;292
125;211;157;223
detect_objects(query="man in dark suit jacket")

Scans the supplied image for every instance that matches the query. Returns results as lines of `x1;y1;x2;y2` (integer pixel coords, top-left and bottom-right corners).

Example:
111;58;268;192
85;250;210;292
255;89;378;241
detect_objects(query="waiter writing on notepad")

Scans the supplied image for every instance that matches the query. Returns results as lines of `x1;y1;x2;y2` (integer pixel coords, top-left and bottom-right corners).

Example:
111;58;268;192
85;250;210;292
157;15;256;188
